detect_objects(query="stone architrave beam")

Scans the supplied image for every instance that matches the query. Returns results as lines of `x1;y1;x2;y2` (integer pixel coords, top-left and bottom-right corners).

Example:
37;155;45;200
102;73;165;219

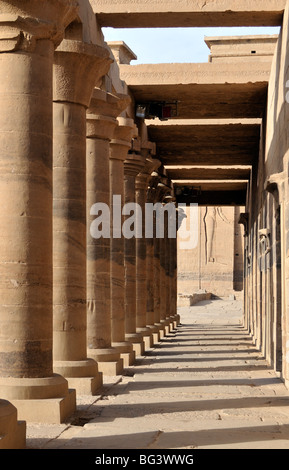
91;0;285;28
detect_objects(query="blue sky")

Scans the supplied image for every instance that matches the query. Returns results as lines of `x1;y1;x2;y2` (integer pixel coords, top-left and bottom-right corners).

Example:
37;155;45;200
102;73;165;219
103;26;280;63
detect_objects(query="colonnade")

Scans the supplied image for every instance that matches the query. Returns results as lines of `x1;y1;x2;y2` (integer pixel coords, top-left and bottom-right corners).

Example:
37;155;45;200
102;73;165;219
0;0;179;448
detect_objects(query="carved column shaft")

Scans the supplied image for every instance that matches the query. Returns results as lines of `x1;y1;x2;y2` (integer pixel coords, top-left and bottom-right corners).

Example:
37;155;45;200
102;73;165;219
146;173;163;342
0;38;55;380
86;89;119;351
123;151;145;348
109;117;136;366
135;155;160;346
52;39;111;393
150;175;164;333
86;91;130;376
0;0;79;424
157;183;173;331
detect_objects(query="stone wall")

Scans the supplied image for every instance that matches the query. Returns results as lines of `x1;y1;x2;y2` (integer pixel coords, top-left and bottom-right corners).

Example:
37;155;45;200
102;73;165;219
177;205;244;299
244;0;289;383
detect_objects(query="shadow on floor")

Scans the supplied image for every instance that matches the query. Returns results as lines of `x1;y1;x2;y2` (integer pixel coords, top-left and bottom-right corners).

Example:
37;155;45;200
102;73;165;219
35;424;289;450
102;377;281;395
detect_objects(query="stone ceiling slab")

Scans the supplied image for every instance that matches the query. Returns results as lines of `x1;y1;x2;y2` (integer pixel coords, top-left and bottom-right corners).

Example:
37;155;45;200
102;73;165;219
120;62;271;119
166;166;251;181
173;180;247;192
147;119;260;166
176;190;247;206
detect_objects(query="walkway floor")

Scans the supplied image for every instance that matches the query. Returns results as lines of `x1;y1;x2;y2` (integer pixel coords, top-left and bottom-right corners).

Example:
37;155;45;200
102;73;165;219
27;299;289;450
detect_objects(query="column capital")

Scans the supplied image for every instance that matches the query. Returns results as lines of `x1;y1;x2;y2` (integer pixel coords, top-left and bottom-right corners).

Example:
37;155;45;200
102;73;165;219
156;182;173;203
135;156;161;190
147;171;162;203
88;88;120;117
88;89;131;119
110;117;138;162
53;39;112;107
140;140;156;159
86;89;121;141
86;90;132;140
124;152;146;177
0;0;78;51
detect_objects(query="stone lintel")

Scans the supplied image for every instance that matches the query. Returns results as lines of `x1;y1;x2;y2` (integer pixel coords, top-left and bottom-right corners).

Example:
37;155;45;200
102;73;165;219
119;62;271;86
91;0;285;28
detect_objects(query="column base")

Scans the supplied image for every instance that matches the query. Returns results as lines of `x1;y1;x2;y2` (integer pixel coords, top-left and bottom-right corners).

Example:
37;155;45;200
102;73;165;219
136;327;154;350
284;379;289;391
65;376;102;396
168;316;178;332
147;324;161;344
0;400;26;449
163;318;173;335
154;322;166;339
12;390;76;424
125;333;145;357
53;358;103;395
87;348;124;376
0;375;76;424
175;313;181;326
158;319;169;336
112;342;136;367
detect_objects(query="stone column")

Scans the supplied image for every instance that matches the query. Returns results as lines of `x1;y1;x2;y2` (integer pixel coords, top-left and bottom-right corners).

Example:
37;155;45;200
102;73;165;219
157;183;173;335
135;154;160;349
0;0;78;425
86;89;128;376
52;39;111;394
110;117;137;367
164;208;174;333
153;211;164;339
172;229;181;327
123;148;147;356
165;192;179;330
169;223;179;329
150;177;167;340
146;171;163;343
153;228;163;338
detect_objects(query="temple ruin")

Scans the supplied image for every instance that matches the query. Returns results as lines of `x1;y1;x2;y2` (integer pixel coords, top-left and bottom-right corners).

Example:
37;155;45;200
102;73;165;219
0;0;289;450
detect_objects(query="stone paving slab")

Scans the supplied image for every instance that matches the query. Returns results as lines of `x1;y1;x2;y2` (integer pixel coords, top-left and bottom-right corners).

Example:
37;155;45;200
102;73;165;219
26;299;289;450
